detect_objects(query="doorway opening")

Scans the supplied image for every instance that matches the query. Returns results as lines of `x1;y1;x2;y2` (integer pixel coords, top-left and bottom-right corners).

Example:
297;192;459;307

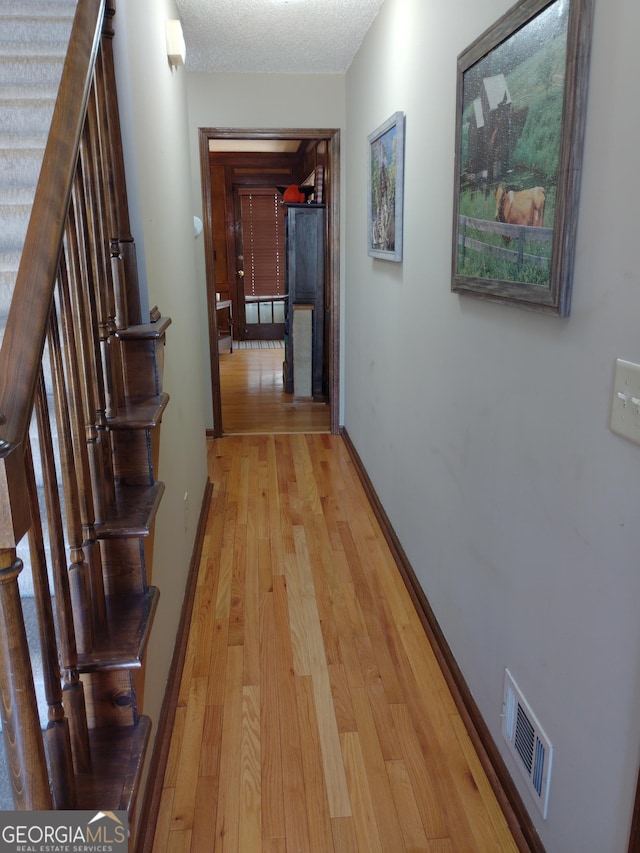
198;128;340;437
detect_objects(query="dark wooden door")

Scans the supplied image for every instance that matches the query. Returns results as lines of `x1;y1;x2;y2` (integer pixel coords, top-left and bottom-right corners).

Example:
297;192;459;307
234;187;286;341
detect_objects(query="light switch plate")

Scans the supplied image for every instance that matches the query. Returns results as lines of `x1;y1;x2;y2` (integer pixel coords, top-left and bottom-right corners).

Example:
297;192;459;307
610;359;640;445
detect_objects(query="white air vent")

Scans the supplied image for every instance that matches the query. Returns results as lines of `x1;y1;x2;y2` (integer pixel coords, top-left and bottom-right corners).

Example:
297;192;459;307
502;669;553;819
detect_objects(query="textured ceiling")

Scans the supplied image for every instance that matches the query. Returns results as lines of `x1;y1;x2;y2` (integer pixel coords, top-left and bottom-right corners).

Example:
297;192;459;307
174;0;385;74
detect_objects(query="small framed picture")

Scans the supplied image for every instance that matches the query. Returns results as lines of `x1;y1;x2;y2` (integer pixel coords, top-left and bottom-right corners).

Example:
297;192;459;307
368;111;405;262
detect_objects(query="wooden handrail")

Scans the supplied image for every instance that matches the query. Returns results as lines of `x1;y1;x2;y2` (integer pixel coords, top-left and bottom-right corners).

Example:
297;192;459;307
0;0;104;455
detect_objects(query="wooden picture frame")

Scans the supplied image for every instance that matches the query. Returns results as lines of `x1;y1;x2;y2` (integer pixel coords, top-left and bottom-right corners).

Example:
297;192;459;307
451;0;594;315
368;111;405;262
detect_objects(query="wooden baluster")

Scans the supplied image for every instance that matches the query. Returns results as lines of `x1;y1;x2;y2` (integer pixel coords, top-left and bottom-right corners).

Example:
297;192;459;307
23;435;77;809
0;547;51;809
34;368;91;776
95;18;130;332
67;172;114;519
55;257;107;630
81;87;126;416
47;297;97;652
100;3;143;327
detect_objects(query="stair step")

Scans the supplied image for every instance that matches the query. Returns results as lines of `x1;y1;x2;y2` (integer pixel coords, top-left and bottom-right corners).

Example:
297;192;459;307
0;249;21;270
108;394;170;431
0;0;77;16
0;83;60;101
0;54;65;86
0;154;42;192
116;316;173;342
0;255;20;301
0;16;75;47
0;42;68;58
117;316;172;399
0;179;38;200
95;483;165;540
0;202;31;250
0;98;56;134
77;587;159;673
76;716;151;814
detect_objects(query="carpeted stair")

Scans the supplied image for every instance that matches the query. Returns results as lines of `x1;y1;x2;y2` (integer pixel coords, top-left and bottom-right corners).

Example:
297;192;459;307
0;0;77;327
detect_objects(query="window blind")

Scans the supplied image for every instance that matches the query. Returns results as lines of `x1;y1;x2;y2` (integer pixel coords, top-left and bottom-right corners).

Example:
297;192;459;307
239;189;286;298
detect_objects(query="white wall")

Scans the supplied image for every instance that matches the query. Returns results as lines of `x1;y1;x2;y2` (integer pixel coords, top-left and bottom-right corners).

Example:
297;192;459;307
345;0;640;850
111;0;209;786
184;73;347;430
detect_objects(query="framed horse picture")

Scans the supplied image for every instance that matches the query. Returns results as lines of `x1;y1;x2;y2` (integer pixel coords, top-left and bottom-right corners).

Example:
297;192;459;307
451;0;594;315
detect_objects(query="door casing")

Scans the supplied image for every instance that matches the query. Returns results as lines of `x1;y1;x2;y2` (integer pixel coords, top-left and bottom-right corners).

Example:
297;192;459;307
198;127;341;437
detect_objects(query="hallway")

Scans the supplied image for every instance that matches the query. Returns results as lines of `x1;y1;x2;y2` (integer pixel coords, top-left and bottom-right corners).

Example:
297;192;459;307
150;434;520;852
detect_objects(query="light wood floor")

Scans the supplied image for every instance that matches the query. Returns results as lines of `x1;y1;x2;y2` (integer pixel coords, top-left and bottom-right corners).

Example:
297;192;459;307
219;347;330;434
151;433;520;852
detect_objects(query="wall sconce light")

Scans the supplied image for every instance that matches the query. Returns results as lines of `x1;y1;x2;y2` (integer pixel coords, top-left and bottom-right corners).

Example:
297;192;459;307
166;19;186;67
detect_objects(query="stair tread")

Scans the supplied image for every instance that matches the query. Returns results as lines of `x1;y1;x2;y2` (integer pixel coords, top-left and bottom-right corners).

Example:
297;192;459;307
0;250;22;268
0;187;36;205
95;482;165;539
116;316;173;340
76;717;151;815
0;0;77;16
0;84;59;101
0;42;69;57
77;587;159;673
107;394;170;430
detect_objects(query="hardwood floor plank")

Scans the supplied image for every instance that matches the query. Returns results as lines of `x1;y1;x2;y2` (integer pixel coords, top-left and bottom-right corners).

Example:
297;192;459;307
264;439;285;576
151;786;175;853
330;817;359;853
385;759;430;853
239;685;262;852
165;830;191;853
262;841;286;853
279;666;312;852
163;706;186;789
428;840;456;853
449;712;520;852
151;436;520;853
228;523;246;647
170;677;208;831
205;516;235;707
295;675;335;853
190;573;218;679
259;591;285;841
306;515;342;667
339;731;383;853
391;701;449;840
291;525;351;818
337;519;405;703
191;776;219;852
214;646;244;851
272;572;313;850
243;531;260;687
198;704;223;777
349;686;407;852
327;663;357;734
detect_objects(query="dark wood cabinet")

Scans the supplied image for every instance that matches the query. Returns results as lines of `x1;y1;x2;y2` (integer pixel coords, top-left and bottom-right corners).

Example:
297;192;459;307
283;204;325;398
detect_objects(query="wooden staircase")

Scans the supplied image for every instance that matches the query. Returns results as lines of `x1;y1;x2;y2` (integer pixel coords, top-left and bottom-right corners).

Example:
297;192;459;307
0;0;169;837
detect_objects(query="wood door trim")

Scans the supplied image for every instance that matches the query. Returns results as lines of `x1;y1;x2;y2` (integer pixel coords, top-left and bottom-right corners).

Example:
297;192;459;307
199;127;341;437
